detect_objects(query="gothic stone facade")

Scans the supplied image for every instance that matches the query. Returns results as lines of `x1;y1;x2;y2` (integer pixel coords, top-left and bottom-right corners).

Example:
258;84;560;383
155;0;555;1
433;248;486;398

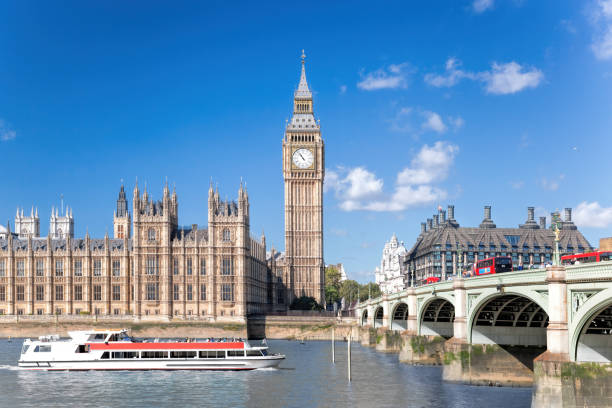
0;183;275;321
281;52;325;305
375;234;408;294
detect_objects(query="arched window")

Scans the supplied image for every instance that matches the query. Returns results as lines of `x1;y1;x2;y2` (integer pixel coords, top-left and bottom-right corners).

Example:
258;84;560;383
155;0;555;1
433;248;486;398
148;228;156;241
222;228;231;242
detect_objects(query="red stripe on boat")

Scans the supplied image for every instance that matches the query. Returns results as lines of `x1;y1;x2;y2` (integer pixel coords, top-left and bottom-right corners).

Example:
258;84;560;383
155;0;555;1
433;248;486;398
87;342;244;351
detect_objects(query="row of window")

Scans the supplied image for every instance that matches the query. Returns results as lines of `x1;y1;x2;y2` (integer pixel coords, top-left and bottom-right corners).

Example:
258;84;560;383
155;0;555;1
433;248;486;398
0;260;120;277
99;349;263;359
0;283;235;303
0;257;233;277
433;244;581;252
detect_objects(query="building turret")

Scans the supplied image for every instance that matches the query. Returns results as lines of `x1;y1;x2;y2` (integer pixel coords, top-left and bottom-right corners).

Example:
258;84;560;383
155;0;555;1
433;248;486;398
14;206;40;238
114;184;131;239
49;202;74;239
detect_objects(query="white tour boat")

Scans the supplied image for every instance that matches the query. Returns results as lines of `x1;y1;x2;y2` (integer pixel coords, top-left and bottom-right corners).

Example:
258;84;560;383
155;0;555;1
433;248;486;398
18;329;285;371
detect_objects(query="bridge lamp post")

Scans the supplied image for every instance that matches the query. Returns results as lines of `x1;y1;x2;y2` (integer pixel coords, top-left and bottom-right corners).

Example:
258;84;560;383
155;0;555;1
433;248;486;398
456;243;463;278
552;212;562;267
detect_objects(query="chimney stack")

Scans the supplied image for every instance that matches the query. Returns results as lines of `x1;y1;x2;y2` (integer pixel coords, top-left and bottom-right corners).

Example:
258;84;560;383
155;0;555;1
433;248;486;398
447;205;455;220
439;209;446;224
421;222;426;234
427;218;433;230
540;216;546;229
528;207;535;221
565;208;572;222
479;205;496;228
432;214;439;228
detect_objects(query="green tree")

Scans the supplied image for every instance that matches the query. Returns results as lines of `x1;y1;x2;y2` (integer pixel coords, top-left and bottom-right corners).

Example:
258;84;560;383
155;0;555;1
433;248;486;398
359;282;381;301
339;279;359;303
325;265;342;304
289;296;323;311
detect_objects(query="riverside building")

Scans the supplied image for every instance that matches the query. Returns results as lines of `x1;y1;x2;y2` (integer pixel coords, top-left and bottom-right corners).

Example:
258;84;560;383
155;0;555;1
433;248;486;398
0;52;325;319
0;182;279;321
404;205;594;285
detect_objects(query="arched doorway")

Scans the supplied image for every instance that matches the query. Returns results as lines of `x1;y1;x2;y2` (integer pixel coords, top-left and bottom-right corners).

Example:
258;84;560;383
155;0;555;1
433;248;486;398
391;303;408;331
374;306;384;328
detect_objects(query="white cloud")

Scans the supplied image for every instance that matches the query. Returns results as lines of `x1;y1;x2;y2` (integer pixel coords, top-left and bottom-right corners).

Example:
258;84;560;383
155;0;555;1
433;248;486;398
390;107;462;135
574;201;612;227
540;174;565;191
339;85;347;94
0;120;16;142
343;167;384;200
449;116;465;130
424;58;475;87
481;62;544;94
421;111;447;133
397;141;458;185
473;0;494;13
357;62;413;91
591;0;612;60
425;58;544;95
326;142;458;212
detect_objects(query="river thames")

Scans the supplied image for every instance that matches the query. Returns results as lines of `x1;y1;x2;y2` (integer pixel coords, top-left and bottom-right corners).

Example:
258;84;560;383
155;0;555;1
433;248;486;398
0;338;532;407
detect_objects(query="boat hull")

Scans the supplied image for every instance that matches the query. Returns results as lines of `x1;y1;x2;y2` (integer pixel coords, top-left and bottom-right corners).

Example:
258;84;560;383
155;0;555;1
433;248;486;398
18;355;284;371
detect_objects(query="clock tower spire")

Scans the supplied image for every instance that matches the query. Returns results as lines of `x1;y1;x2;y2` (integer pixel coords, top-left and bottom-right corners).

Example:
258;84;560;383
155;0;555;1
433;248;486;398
283;51;325;305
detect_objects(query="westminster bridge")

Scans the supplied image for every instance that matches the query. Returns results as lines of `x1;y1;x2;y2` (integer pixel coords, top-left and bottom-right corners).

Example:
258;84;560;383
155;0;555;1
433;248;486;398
356;262;612;407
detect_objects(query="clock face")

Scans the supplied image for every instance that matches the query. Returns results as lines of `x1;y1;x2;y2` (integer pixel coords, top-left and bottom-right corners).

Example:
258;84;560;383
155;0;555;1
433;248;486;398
292;148;314;169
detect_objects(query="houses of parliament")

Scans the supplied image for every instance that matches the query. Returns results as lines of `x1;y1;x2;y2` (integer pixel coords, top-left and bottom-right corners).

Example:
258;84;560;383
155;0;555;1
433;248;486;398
0;53;325;321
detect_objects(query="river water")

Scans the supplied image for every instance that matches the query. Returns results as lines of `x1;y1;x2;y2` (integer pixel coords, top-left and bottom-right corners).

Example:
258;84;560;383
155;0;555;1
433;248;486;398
0;338;532;407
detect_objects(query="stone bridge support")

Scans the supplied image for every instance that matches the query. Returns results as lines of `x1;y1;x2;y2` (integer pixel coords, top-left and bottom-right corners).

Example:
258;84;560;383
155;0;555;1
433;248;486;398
406;288;417;334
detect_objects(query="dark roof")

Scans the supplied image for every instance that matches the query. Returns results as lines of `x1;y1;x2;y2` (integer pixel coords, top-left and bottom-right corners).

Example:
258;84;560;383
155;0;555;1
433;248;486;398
407;221;593;259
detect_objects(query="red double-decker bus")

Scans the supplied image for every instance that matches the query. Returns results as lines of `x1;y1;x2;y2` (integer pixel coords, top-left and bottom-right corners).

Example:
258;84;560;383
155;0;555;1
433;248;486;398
561;251;612;265
425;277;440;284
471;256;513;276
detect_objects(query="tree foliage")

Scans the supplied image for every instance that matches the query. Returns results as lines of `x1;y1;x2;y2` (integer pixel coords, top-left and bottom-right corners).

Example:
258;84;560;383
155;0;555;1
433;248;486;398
325;265;342;304
289;296;323;311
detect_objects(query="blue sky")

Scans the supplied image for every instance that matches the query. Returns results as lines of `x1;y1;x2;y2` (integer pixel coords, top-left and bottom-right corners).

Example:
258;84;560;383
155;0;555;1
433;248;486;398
1;1;612;282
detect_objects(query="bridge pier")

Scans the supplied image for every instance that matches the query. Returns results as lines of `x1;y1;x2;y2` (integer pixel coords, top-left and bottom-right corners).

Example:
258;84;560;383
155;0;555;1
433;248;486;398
399;334;446;365
406;288;418;333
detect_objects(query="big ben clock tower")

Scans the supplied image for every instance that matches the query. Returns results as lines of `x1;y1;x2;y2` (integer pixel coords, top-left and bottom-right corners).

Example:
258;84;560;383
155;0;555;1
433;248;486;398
283;51;325;305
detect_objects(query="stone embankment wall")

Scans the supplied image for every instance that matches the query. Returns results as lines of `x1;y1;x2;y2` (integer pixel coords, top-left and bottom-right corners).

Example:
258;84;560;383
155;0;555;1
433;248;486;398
247;316;357;340
0;315;358;341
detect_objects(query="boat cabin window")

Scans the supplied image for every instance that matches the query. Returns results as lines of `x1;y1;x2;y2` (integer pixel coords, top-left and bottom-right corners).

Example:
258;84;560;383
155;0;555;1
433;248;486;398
88;334;107;342
34;345;52;353
21;344;30;354
199;350;223;359
170;351;197;359
141;351;168;359
75;345;90;353
227;350;245;357
111;352;138;359
101;352;110;359
246;350;263;357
